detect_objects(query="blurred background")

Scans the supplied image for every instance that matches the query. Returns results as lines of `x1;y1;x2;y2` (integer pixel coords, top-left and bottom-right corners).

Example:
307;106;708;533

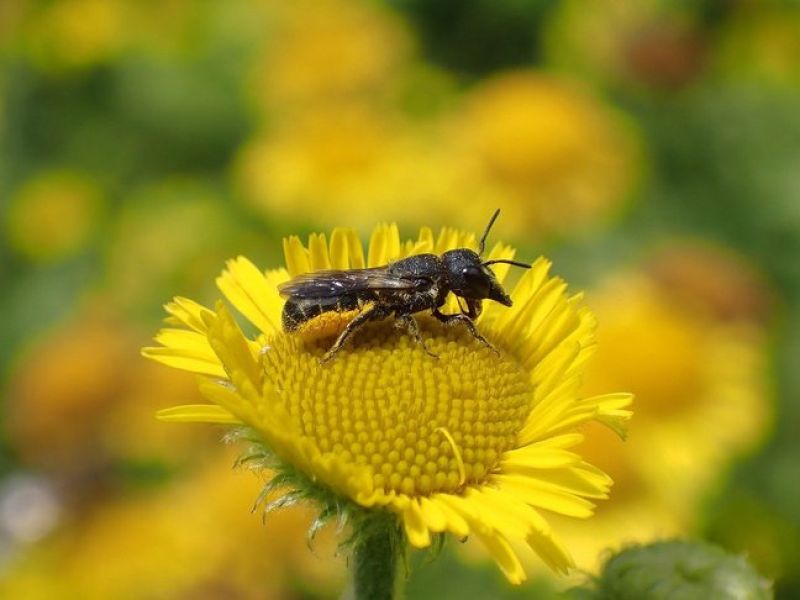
0;0;798;598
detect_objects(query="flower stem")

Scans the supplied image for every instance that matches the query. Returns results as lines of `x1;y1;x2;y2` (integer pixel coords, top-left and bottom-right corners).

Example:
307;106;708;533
353;512;401;600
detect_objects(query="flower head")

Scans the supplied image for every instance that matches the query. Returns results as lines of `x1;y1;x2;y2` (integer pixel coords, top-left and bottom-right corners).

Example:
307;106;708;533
143;222;632;584
550;248;771;572
452;71;641;236
6;169;104;263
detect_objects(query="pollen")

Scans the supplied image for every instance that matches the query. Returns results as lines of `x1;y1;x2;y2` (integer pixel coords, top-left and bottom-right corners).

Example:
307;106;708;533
261;317;531;496
294;308;364;341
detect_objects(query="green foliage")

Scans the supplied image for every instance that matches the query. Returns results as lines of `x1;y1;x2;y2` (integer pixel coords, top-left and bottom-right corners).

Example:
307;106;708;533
389;0;557;75
569;540;772;600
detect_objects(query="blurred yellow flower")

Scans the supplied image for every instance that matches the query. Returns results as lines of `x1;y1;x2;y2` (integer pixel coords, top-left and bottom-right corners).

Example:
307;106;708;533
0;451;344;599
6;314;129;470
144;222;632;583
235;105;487;229
716;5;800;85
5;310;216;475
549;245;772;572
23;0;129;71
237;105;393;214
6;169;104;262
451;71;641;236
254;0;409;109
236;71;640;239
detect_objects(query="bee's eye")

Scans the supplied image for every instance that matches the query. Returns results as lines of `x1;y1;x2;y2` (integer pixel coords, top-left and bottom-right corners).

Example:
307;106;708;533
463;266;481;278
462;266;490;297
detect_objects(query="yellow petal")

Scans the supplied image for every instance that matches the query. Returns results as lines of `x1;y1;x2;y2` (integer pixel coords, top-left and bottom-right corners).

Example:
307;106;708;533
434;227;460;254
475;487;574;574
329;228;350;269
465;488;531;540
483;241;516;284
415;226;435;254
216;256;280;335
308;233;331;271
587;392;634;438
418;497;447;533
283;235;311;276
428;495;470;538
493;474;596;518
346;229;366;269
526;528;574;576
203;302;261;388
501;446;582;470
153;328;217;359
403;500;431;548
141;346;226;378
164;296;214;332
509;257;551;310
156;404;241;424
472;529;526;585
368;223;401;267
198;381;257;425
502;462;612;500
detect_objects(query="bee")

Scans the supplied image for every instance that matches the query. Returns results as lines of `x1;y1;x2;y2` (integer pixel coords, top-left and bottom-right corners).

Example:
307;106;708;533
278;210;531;362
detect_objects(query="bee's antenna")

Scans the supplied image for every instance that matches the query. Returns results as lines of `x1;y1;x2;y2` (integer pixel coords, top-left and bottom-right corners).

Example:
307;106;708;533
483;259;532;269
478;209;501;256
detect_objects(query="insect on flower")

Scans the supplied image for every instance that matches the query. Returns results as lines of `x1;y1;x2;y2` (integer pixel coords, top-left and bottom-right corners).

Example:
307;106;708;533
278;210;532;362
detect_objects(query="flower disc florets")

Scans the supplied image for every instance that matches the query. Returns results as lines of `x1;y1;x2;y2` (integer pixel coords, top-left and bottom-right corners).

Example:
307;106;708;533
265;320;530;496
144;224;632;584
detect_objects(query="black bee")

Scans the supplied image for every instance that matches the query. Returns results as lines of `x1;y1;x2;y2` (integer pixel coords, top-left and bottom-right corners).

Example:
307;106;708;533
278;210;531;362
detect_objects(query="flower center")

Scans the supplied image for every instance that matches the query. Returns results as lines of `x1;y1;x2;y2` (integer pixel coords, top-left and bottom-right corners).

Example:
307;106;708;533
261;317;533;496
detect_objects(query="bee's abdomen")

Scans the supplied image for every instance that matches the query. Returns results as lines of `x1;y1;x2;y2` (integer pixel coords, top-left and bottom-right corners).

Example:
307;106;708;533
282;295;360;332
281;298;307;332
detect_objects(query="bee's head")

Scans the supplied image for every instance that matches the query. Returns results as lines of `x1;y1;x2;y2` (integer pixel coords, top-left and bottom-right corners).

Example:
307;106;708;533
442;209;532;306
442;249;513;305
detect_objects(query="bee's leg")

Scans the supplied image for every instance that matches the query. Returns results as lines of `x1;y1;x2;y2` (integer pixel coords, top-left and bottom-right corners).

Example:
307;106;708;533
465;298;482;320
321;305;388;364
395;314;438;359
431;307;499;356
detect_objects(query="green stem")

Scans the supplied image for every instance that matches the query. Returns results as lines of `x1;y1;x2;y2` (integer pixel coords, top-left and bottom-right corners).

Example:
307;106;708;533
353;513;401;600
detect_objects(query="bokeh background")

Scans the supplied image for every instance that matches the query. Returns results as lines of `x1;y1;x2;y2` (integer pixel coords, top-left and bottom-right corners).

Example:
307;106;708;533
0;0;798;598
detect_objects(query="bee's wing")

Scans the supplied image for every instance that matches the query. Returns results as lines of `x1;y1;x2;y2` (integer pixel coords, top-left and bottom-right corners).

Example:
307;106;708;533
278;268;418;299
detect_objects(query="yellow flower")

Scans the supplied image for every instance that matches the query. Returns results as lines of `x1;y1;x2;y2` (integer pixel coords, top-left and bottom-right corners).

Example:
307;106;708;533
4;309;219;477
23;0;129;72
143;223;632;584
254;0;409;109
6;313;130;469
548;249;771;572
0;452;344;599
6;169;104;262
234;106;480;230
235;105;396;225
451;71;641;236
